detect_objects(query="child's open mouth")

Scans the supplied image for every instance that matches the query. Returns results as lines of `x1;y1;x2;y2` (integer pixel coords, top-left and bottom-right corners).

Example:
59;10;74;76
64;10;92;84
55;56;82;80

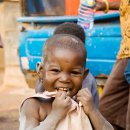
55;87;71;95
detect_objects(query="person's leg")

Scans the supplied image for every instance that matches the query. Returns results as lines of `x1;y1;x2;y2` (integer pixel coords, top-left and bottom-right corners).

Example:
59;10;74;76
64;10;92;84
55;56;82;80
124;59;130;84
124;59;130;130
34;0;44;13
27;0;36;14
113;124;125;130
99;59;129;129
126;86;130;130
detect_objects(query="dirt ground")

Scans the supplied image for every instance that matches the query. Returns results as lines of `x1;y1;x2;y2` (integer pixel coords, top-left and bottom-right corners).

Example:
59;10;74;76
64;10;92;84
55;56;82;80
0;48;35;130
0;48;34;130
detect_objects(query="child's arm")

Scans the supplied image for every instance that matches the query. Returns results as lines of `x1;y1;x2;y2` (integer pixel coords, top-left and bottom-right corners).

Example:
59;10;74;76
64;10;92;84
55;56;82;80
19;98;61;130
77;88;114;130
19;92;71;130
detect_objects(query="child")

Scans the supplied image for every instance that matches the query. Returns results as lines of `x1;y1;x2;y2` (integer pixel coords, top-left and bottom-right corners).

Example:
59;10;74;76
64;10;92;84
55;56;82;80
35;22;99;108
19;34;113;130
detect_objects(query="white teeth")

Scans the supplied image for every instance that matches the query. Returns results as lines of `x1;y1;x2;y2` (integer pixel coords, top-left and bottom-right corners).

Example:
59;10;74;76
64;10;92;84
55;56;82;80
63;88;67;91
56;87;71;96
56;87;70;92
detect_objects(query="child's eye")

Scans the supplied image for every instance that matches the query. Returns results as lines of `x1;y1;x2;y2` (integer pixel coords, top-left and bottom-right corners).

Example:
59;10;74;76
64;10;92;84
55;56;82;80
71;71;81;75
50;69;60;73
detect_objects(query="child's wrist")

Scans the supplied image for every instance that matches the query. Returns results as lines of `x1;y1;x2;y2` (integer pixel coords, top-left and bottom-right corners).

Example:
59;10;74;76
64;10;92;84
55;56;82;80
86;105;96;116
49;110;62;121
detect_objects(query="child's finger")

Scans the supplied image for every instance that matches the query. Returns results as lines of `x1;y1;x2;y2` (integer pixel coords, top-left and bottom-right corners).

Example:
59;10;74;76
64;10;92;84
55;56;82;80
76;96;83;104
65;96;71;102
84;88;92;96
77;89;85;96
65;96;72;106
77;88;91;97
84;88;91;93
77;95;85;101
56;91;62;97
60;91;67;99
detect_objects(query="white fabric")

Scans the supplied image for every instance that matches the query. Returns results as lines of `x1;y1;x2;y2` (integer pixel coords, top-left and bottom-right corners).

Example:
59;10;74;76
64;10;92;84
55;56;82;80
20;91;93;130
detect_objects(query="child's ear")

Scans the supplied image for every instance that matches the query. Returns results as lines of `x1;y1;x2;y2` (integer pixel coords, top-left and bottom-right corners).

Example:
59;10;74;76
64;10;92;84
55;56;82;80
83;68;89;80
37;62;44;79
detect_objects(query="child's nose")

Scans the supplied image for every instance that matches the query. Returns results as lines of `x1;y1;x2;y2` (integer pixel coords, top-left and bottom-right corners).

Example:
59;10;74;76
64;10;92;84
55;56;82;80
59;72;71;83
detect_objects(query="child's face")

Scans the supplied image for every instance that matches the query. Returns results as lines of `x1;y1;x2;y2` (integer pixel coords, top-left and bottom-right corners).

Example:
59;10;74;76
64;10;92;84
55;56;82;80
42;47;88;97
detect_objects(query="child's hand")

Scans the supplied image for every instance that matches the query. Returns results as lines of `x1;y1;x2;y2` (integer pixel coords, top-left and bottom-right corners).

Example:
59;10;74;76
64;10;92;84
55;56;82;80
51;91;72;120
77;88;95;115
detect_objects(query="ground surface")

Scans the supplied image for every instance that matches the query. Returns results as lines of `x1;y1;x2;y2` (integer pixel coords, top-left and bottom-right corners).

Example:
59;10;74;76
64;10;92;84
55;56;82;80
0;83;34;130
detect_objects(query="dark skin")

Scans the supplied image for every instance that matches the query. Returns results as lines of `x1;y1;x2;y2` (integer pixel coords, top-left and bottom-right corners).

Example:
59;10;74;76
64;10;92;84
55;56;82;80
96;0;120;11
20;47;113;130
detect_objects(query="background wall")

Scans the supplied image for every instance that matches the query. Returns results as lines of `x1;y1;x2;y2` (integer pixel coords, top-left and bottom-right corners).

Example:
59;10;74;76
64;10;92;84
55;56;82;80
0;1;28;88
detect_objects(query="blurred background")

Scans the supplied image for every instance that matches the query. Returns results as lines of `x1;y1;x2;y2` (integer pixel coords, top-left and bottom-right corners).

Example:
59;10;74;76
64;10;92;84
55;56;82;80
0;1;34;130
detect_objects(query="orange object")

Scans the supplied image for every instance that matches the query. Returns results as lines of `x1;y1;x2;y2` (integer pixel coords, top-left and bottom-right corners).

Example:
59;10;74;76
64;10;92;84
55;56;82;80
65;0;80;16
65;0;118;15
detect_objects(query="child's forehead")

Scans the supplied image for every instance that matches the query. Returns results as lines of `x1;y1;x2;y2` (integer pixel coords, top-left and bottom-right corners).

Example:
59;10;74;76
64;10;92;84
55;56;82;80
49;46;83;57
45;47;85;66
42;34;86;65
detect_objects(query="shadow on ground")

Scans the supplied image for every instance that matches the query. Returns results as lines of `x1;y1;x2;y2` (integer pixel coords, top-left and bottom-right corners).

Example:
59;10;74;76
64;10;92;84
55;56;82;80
0;109;19;130
0;87;34;130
